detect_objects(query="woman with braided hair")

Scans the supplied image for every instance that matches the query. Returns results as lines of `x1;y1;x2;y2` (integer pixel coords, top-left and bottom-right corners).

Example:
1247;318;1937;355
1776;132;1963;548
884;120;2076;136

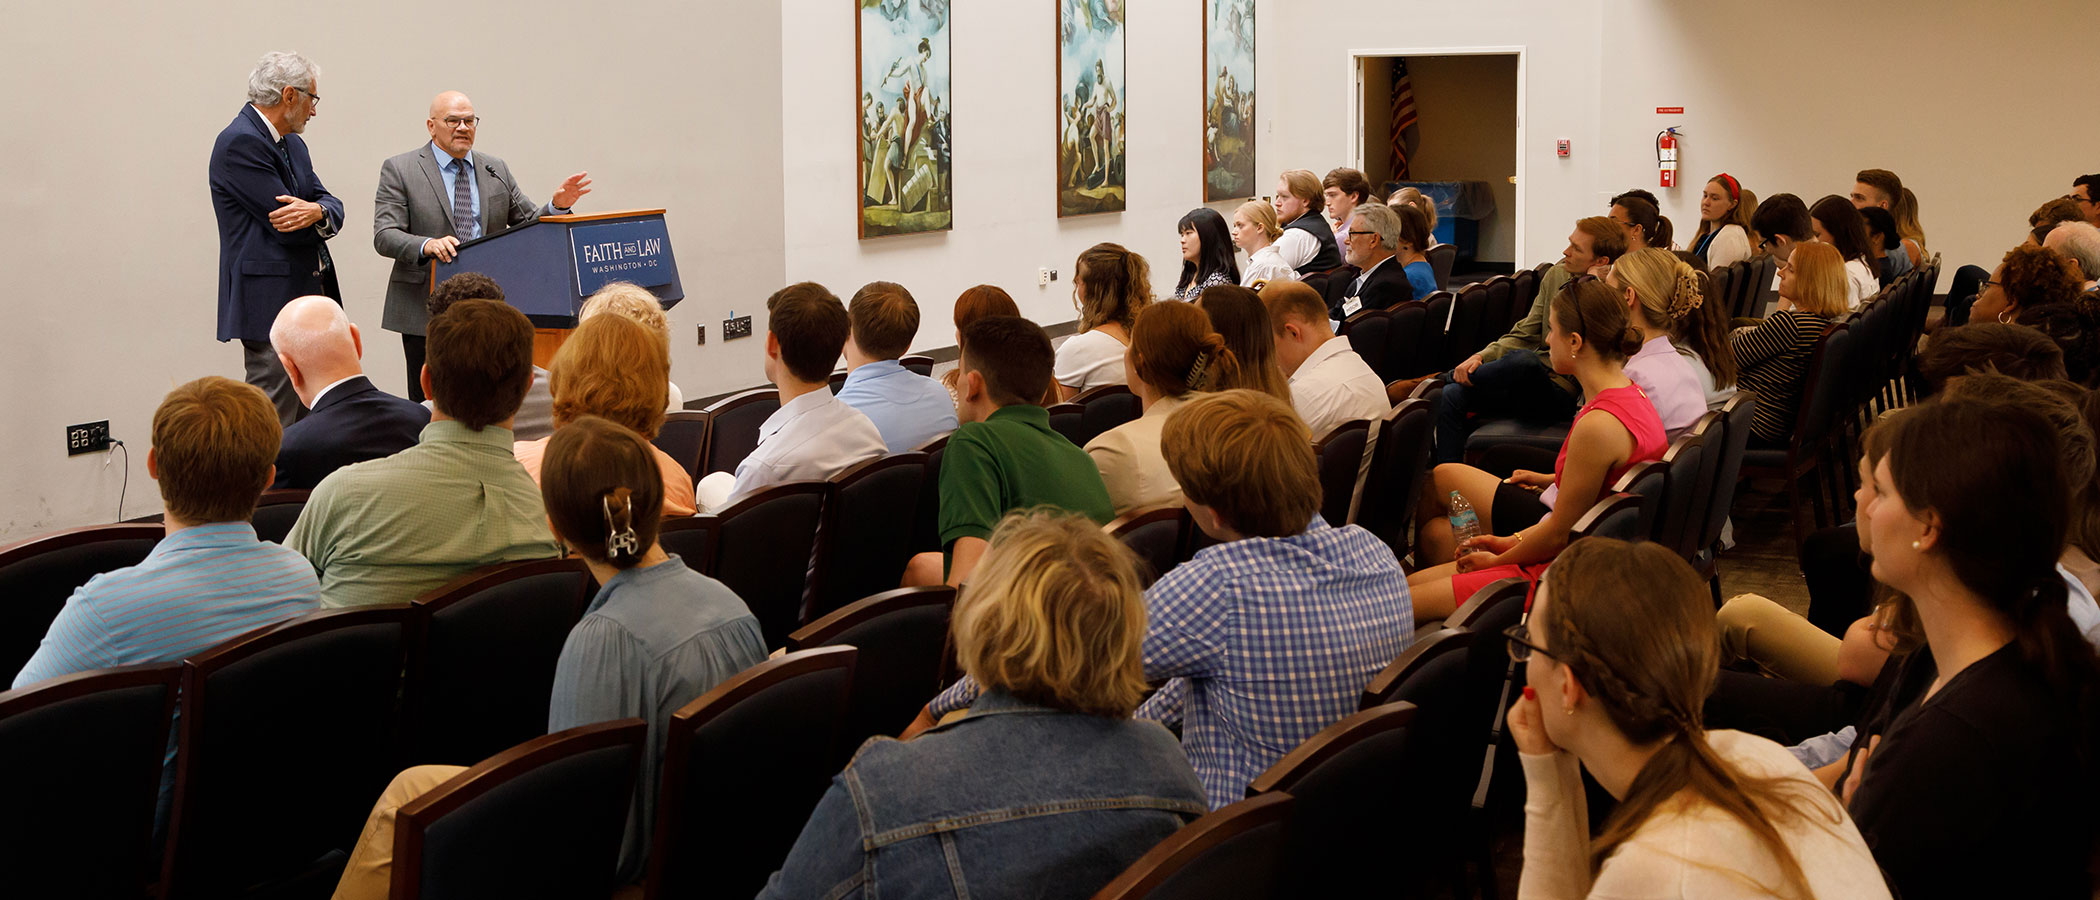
1608;248;1715;437
1086;301;1242;514
1835;397;2100;899
1506;538;1890;899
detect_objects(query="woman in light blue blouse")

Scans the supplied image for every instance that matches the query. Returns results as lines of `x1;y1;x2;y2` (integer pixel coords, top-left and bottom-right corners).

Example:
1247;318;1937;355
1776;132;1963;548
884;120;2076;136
1392;202;1440;300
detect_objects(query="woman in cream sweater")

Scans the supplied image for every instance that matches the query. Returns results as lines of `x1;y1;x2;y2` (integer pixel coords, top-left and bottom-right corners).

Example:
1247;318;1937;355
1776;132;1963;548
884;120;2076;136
1085;301;1240;515
1505;538;1890;900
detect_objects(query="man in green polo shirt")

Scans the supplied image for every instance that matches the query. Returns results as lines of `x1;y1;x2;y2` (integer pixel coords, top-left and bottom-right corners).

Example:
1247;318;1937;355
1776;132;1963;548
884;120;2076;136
286;299;559;607
904;315;1113;586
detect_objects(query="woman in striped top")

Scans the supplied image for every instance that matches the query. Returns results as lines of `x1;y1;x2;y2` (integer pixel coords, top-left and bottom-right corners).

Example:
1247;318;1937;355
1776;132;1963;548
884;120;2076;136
1732;242;1849;444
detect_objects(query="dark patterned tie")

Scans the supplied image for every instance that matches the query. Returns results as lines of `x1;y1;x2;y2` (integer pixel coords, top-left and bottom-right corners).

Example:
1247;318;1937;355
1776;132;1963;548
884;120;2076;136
451;157;478;240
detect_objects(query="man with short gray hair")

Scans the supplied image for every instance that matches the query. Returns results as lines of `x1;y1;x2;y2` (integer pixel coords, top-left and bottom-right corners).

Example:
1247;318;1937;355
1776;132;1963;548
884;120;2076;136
210;50;345;426
2044;221;2100;292
1324;201;1413;321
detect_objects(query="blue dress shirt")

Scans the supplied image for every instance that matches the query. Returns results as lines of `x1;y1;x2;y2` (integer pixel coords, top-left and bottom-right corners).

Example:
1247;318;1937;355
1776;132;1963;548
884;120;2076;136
835;359;960;453
431;142;480;239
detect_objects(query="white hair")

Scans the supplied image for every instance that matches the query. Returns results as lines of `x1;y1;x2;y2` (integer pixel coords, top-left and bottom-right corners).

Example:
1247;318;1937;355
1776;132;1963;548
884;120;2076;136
1351;202;1402;252
247;51;319;107
2045;221;2100;283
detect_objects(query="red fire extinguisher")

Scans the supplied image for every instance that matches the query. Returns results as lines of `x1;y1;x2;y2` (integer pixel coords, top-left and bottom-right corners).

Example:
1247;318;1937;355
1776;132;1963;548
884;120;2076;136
1657;127;1680;188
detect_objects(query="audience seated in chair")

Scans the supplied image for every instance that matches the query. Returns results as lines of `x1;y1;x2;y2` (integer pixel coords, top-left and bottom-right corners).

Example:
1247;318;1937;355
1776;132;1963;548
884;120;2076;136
1752;193;1815;284
285;299;559;608
512;312;697;517
1229;199;1303;287
1690;173;1758;269
578;280;685;411
904;316;1114;587
2043;221;2100;293
1389;201;1439;300
1834;397;2100;899
1057;242;1149;400
1322;202;1414;321
1273;168;1343;276
267;295;429;490
1730;242;1847;445
13;376;320;831
1087;301;1239;514
1320;166;1374;251
1428;216;1623;460
1610;249;1722;437
1411;279;1667;621
1809;194;1878;306
424;273;552;440
914;389;1413;808
1663;250;1742;409
1973;243;2085;329
1193;284;1293;401
696;282;886;511
331;415;766;896
1851;168;1924;275
1259;280;1387;439
940;283;1024;401
760;511;1207;900
1171;207;1240;301
1387;186;1441;250
837;281;957;452
1609;192;1675;252
1506;539;1891;899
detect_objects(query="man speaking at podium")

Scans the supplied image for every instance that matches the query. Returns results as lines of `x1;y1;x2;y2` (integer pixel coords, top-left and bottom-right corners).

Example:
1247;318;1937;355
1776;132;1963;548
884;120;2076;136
373;91;591;400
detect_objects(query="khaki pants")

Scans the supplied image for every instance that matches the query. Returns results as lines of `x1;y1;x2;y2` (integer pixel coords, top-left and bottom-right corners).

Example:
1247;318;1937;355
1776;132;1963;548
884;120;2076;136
331;765;468;900
1716;593;1841;686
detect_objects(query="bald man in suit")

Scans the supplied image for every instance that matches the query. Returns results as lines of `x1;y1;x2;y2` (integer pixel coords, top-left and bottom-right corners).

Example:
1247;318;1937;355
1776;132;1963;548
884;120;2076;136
372;91;591;400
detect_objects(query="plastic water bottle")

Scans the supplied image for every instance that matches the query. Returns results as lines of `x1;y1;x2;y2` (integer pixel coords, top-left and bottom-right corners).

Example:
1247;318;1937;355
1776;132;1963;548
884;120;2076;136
1449;491;1481;561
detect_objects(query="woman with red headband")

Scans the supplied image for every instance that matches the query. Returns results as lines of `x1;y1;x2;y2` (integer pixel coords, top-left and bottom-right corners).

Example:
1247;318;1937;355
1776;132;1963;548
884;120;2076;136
1691;173;1759;269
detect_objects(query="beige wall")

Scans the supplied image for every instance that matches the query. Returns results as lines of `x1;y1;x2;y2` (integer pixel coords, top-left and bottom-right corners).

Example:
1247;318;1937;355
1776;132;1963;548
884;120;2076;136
0;0;784;538
1361;55;1520;263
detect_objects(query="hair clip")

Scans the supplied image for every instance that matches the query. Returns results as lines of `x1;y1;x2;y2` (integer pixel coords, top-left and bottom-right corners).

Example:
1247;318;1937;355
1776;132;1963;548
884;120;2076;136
1185;350;1212;389
603;494;640;557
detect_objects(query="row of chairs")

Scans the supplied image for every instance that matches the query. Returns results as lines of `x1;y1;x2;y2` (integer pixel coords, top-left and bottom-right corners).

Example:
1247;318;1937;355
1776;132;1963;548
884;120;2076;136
652;355;938;484
1709;254;1781;321
1340;265;1548;386
1741;258;1938;550
0;569;965;900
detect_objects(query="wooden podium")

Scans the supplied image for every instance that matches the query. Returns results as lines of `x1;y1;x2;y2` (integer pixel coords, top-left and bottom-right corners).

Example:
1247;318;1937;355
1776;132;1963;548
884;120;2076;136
430;208;684;366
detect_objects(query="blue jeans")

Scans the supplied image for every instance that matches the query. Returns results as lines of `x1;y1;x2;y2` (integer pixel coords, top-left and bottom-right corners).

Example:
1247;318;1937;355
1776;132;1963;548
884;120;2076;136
1434;349;1578;463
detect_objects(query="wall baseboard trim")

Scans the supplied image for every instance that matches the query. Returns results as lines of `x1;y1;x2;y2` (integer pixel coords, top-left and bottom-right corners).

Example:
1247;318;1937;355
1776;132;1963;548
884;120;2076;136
684;318;1080;409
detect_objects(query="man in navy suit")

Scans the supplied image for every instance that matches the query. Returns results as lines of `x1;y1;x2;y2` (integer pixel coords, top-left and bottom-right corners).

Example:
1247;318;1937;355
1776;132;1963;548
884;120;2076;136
267;296;430;490
209;51;345;426
1323;202;1415;322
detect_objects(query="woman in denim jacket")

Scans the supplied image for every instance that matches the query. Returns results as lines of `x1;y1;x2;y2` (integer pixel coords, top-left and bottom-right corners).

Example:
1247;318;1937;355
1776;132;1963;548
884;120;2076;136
757;511;1208;899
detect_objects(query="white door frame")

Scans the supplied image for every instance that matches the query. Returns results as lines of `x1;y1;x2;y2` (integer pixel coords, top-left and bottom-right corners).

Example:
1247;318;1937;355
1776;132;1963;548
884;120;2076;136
1347;46;1527;265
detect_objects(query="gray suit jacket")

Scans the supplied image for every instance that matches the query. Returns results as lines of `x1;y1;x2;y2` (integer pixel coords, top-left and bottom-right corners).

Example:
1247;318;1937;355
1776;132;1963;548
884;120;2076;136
374;144;559;335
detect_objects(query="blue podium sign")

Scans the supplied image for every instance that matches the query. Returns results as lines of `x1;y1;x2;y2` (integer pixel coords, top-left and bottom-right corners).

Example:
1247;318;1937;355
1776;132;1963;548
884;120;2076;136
571;219;676;296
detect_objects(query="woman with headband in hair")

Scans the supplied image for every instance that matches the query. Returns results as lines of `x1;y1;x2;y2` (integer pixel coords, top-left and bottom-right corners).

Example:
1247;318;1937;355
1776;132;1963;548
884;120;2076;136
1507;539;1890;898
1087;301;1242;514
1610;248;1724;436
1834;397;2100;899
329;415;768;896
1691;173;1758;269
1408;279;1668;621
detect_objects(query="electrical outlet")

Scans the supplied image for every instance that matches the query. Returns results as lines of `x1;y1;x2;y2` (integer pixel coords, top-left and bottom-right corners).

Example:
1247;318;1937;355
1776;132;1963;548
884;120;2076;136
696;324;706;345
1038;267;1050;286
723;315;754;341
67;420;111;456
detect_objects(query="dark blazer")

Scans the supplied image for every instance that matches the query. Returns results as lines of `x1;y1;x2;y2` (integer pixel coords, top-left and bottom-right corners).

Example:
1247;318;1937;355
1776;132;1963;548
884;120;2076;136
1322;256;1416;320
1284;211;1344;275
272;376;431;490
209;105;344;343
372;144;557;336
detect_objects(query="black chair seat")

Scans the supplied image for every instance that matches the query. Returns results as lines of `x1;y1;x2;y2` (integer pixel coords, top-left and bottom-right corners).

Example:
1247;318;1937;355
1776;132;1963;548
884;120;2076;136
1463;418;1569;454
786;586;956;757
1090;794;1293;900
0;523;163;677
403;558;594;765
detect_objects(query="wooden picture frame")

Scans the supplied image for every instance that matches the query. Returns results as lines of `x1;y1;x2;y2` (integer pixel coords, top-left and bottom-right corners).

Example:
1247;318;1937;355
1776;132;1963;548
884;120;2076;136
1056;0;1126;217
1202;0;1256;203
857;0;954;239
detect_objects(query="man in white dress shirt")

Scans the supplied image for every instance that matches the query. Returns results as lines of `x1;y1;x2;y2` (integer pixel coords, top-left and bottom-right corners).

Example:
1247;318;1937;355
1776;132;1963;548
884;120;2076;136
697;283;888;510
1260;280;1389;439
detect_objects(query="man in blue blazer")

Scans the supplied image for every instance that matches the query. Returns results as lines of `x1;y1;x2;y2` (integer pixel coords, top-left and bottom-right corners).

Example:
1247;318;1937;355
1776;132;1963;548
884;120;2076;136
209;51;345;426
267;297;430;491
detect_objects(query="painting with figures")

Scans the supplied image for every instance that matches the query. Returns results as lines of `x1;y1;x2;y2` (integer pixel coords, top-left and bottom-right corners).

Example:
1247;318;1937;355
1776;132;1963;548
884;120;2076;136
859;0;953;238
1203;0;1254;202
1057;0;1125;216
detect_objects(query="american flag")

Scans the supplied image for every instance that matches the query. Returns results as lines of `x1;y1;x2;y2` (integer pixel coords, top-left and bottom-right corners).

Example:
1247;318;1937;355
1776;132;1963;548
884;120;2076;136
1389;58;1419;180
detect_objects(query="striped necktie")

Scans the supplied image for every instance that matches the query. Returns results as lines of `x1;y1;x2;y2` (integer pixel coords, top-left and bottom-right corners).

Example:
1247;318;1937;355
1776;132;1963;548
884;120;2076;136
451;157;478;240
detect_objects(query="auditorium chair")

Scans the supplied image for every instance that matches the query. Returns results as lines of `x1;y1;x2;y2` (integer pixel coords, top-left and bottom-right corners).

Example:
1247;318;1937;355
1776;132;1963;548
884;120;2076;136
910;433;949;555
160;605;411;900
251;488;310;545
0;522;162;676
653;411;711;482
1246;703;1421;898
391;720;646;900
1385;299;1440;382
1312;418;1372;527
1695;393;1759;605
1341;306;1394;379
1610;460;1669;544
1088;794;1293;900
402;557;594;765
899;355;937;377
1439;282;1492;371
1107;503;1196;587
1739;324;1850;553
1569;492;1647;542
0;662;180;899
786;585;956;757
1653;416;1715;561
697;388;781;477
1353;399;1434;561
1481;274;1518;334
1425;243;1457;293
1357;626;1490;897
806;452;927;620
643;647;857;900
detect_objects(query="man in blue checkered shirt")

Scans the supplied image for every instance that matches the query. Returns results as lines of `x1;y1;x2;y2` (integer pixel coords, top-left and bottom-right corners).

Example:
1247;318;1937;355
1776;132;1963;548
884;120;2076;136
912;389;1412;807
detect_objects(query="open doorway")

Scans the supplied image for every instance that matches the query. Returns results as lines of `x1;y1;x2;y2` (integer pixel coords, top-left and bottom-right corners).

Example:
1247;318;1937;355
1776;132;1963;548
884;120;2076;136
1351;50;1522;284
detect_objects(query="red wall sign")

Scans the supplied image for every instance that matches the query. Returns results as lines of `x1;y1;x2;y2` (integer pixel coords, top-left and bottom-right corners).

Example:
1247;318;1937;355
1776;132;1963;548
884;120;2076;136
1655;106;1684;114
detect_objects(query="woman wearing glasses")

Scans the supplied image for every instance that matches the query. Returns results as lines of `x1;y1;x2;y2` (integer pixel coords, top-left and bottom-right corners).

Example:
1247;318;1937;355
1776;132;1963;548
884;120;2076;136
1505;538;1890;899
1407;279;1667;621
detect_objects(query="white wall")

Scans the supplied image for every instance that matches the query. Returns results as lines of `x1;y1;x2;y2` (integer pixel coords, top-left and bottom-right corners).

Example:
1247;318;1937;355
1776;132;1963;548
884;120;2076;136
779;0;1206;340
0;0;784;539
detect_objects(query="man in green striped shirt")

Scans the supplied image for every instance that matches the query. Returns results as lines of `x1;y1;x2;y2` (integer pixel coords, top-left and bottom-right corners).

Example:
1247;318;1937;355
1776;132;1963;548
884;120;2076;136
286;299;558;607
